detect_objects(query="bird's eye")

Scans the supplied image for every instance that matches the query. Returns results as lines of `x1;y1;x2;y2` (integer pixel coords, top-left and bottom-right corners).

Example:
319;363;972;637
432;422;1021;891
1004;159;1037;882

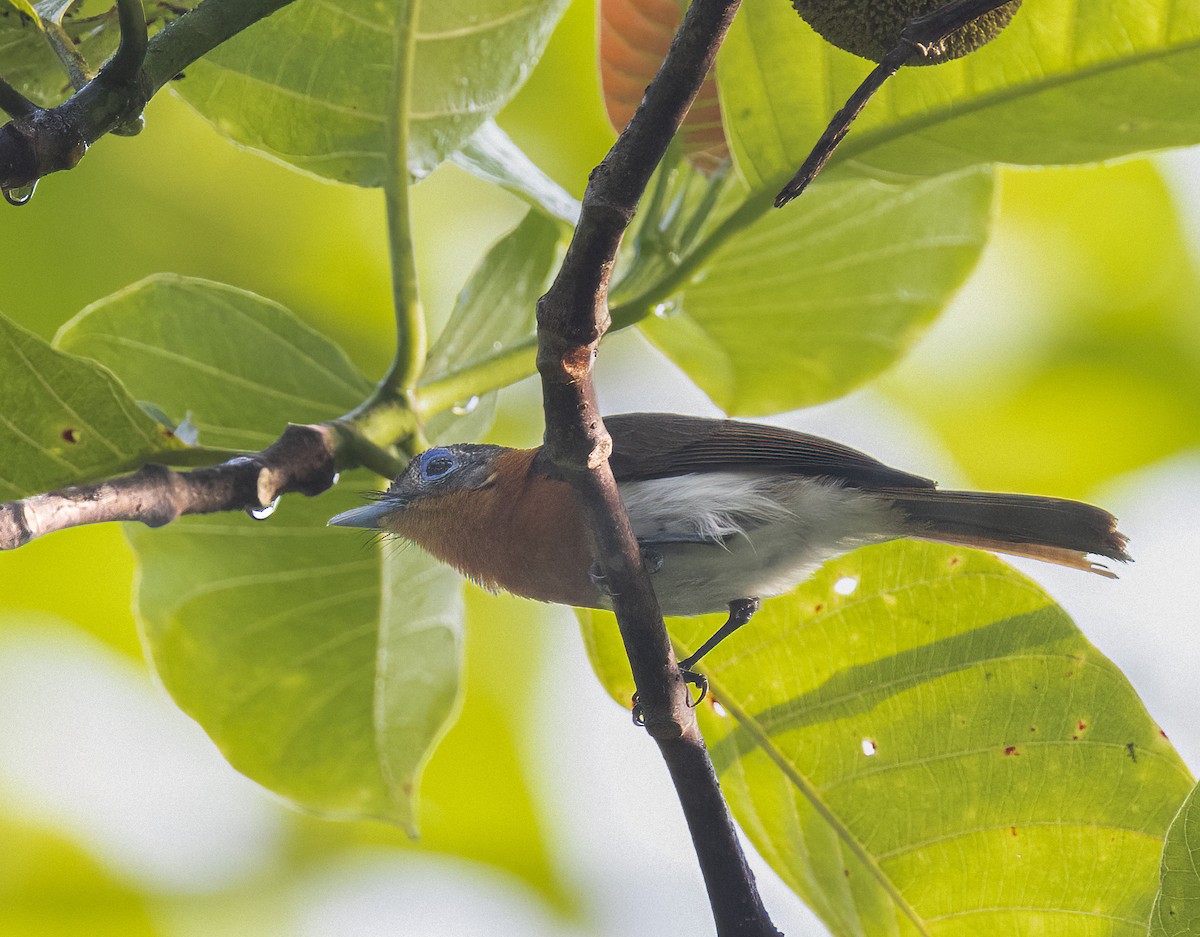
420;449;457;480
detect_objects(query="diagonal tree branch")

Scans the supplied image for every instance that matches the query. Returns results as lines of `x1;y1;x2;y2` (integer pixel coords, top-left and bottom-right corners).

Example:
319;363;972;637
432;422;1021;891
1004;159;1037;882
533;0;780;933
0;0;298;192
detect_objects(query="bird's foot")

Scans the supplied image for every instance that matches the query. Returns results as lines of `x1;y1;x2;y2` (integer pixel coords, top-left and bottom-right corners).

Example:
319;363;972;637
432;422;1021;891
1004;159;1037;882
630;668;708;725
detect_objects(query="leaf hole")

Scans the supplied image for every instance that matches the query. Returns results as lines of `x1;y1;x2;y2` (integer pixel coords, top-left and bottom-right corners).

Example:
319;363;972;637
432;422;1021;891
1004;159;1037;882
61;428;78;443
833;576;858;596
860;738;877;756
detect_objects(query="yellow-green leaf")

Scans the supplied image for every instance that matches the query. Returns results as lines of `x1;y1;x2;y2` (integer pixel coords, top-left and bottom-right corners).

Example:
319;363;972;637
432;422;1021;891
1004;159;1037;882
581;541;1192;935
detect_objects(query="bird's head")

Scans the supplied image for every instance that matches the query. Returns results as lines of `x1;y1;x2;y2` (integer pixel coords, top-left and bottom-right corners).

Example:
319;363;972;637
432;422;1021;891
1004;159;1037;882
327;443;506;531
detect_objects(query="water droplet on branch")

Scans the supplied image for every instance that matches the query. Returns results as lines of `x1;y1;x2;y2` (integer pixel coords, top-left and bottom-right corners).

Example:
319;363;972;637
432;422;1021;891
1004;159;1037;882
451;396;480;416
3;181;37;206
247;497;280;520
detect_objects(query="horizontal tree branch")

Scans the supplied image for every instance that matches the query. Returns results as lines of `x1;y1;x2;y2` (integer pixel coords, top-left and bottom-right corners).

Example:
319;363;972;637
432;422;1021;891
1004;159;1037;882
533;0;780;932
0;0;297;190
0;424;337;550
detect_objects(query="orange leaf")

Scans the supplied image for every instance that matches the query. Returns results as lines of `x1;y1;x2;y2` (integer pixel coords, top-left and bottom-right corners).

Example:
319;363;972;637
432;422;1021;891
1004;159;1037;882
598;0;729;173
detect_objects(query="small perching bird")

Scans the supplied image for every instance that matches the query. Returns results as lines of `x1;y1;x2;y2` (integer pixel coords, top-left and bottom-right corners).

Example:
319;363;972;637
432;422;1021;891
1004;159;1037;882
329;413;1129;683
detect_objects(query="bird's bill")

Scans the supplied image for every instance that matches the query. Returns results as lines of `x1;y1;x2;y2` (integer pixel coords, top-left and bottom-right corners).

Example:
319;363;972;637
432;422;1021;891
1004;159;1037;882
327;502;399;529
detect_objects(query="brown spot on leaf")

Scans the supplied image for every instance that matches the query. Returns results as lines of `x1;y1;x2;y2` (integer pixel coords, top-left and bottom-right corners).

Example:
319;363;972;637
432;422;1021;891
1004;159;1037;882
1077;720;1087;732
1028;726;1037;733
61;428;77;443
1126;743;1138;763
1004;746;1018;756
1010;827;1018;837
813;603;823;613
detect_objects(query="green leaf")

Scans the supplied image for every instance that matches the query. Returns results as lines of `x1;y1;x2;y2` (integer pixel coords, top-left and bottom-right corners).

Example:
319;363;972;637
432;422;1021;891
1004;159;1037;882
452;121;580;225
1150;779;1200;936
581;541;1192;935
421;209;560;441
175;0;569;185
639;168;994;415
55;275;373;451
128;478;464;832
61;274;463;830
3;0;39;25
0;309;181;499
720;0;1200;194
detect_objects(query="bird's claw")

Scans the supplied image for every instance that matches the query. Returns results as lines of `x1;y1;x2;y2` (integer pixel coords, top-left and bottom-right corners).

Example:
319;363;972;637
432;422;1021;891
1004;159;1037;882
630;668;708;724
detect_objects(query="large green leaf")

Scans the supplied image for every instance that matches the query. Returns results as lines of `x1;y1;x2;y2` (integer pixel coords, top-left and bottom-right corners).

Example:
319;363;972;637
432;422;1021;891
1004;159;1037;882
1150;779;1200;936
174;0;569;185
58;275;463;830
55;275;373;451
581;541;1192;935
128;477;464;832
421;209;560;442
0;309;181;499
720;0;1200;194
639;168;994;415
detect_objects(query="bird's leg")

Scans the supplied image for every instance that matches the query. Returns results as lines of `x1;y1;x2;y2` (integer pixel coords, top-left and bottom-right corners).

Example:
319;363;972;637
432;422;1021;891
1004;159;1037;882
633;597;762;721
675;597;762;703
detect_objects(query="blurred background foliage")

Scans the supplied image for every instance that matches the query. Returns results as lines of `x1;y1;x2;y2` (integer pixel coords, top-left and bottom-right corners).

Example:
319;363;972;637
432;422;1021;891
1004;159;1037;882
1;0;1199;934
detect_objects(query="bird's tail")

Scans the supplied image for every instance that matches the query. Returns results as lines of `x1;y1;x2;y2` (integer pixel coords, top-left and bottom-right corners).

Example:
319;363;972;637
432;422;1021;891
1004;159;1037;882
887;489;1131;578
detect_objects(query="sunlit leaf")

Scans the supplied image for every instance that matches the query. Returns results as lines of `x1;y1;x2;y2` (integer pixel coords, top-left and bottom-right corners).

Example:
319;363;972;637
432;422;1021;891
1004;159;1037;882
639;168;994;415
422;209;560;442
720;0;1200;194
884;163;1200;497
62;277;464;831
129;478;464;833
174;0;569;185
452;121;580;224
0;309;181;499
581;540;1192;935
1150;778;1200;936
599;0;727;173
55;275;372;451
3;0;39;26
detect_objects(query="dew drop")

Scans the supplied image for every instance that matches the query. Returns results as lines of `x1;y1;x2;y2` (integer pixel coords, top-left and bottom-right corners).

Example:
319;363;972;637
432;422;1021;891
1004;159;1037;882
451;395;480;416
833;576;858;596
652;300;679;319
247;496;280;521
3;181;37;206
861;738;877;756
492;340;503;353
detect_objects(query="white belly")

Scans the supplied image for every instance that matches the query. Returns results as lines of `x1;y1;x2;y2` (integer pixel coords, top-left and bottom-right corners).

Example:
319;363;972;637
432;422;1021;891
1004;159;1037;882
617;472;904;616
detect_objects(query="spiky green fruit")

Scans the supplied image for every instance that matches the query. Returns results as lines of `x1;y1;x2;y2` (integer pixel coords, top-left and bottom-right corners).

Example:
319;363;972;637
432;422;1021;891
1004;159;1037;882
791;0;1022;65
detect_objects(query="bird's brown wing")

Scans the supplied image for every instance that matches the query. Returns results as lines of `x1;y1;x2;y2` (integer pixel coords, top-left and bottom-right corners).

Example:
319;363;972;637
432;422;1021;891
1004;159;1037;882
605;412;935;490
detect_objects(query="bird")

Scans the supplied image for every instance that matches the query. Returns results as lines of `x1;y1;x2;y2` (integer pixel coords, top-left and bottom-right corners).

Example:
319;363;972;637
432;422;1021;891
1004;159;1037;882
328;412;1129;687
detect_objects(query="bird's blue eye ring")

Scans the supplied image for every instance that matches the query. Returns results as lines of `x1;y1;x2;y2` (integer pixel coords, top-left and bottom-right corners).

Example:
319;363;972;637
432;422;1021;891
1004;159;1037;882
419;448;457;481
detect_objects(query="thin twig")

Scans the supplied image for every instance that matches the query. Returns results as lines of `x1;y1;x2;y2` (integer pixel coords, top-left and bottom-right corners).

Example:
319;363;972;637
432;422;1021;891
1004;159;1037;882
102;0;151;86
0;424;338;551
774;0;1018;207
0;0;297;191
0;76;36;120
534;0;780;932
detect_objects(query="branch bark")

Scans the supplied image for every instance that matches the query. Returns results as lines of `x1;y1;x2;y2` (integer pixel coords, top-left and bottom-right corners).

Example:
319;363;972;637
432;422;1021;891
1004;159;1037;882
534;0;780;933
0;0;297;191
0;424;337;550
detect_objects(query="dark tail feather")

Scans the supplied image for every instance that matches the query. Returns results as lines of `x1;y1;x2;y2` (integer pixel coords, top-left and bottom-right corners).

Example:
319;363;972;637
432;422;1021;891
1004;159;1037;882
887;489;1131;578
